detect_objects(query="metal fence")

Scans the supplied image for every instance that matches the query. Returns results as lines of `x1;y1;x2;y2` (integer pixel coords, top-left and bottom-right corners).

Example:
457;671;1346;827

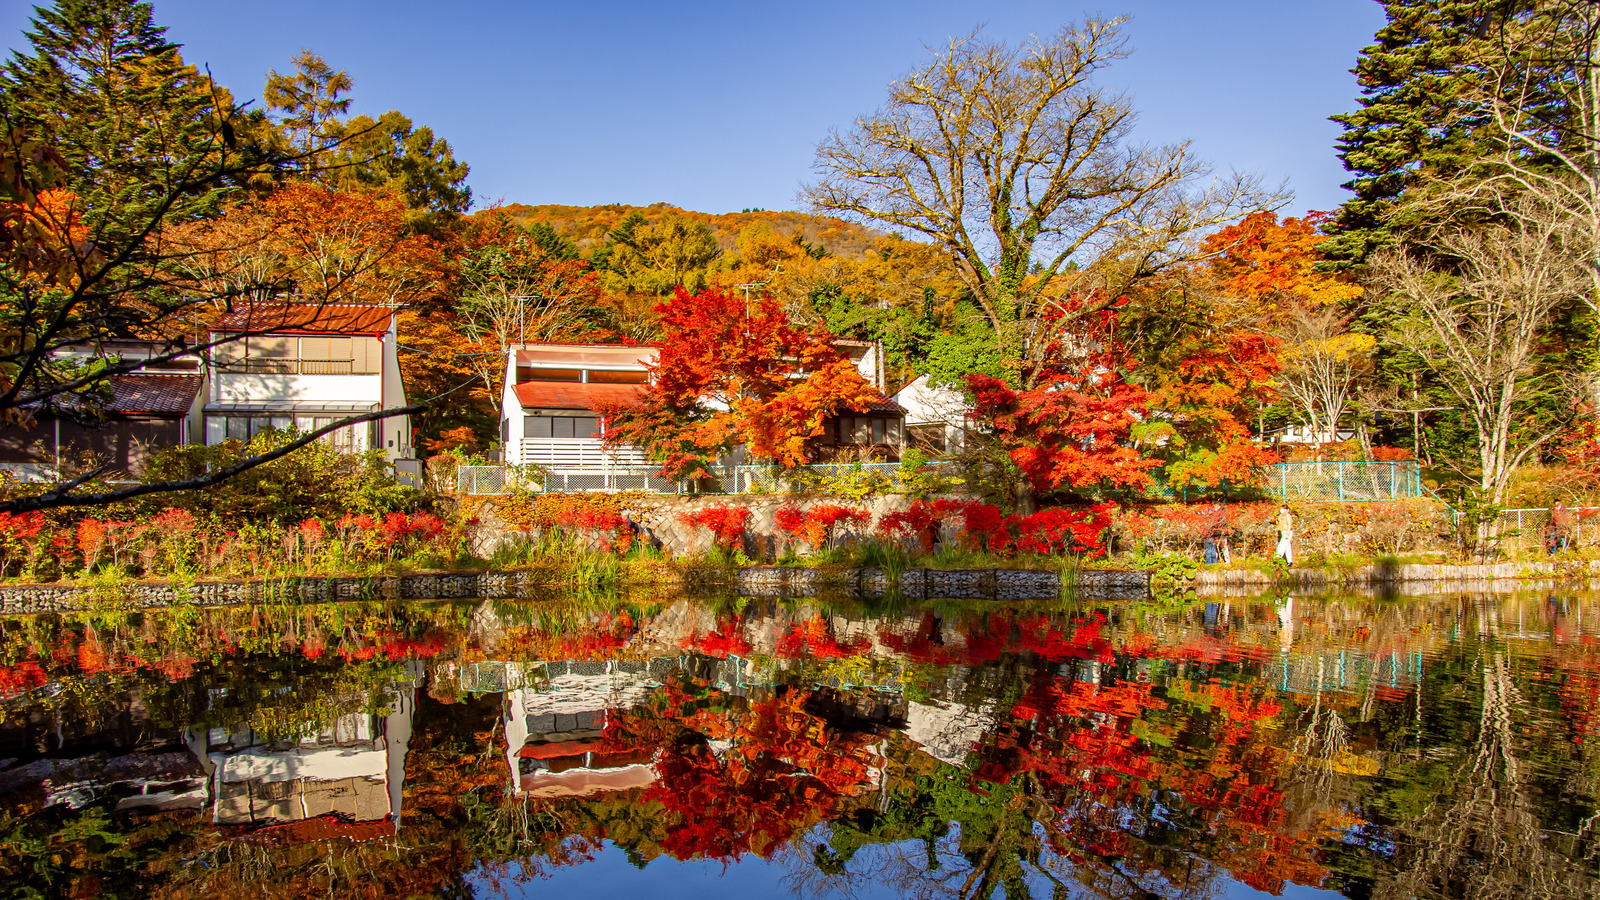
1261;460;1424;502
1496;507;1600;554
457;458;1428;501
457;461;914;496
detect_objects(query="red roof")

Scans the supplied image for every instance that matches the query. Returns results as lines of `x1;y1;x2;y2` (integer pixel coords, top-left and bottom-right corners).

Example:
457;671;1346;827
210;303;394;335
106;374;202;416
513;381;645;411
854;391;905;415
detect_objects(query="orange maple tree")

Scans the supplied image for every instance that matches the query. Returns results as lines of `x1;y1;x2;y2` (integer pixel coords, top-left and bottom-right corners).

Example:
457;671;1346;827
1202;211;1363;319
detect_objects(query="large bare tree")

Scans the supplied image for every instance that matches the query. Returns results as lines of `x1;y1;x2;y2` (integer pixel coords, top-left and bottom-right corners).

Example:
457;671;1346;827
804;17;1281;385
1370;197;1584;505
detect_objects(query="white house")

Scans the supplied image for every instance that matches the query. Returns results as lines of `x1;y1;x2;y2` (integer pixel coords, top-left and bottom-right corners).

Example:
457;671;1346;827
892;374;968;454
500;342;656;468
204;303;413;462
498;340;907;469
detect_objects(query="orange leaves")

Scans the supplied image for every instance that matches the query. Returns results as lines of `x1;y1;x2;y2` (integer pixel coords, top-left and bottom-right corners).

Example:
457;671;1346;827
773;502;870;552
1202;211;1363;319
0;188;96;287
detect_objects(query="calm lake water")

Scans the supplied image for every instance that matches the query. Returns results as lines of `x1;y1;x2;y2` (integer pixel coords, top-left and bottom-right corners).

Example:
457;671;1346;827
1;590;1597;899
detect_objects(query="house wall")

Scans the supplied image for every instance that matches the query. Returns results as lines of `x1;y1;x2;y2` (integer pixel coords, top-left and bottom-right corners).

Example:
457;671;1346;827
893;375;967;453
379;322;410;461
501;351;523;464
212;373;383;404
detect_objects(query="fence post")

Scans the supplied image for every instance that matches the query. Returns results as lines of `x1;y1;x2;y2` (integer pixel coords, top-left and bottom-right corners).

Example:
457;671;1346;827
1389;461;1396;499
1338;463;1345;500
1280;464;1288;500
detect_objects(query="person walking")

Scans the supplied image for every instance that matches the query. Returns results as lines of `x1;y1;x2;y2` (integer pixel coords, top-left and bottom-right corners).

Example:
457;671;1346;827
1275;503;1295;565
1552;502;1577;554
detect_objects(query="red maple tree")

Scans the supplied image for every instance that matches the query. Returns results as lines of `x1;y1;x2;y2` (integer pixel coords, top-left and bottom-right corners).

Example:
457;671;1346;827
597;287;878;479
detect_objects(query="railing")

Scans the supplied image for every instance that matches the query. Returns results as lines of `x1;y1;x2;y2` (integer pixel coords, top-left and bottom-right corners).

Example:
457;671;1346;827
517;438;650;468
1496;507;1600;554
231;359;361;375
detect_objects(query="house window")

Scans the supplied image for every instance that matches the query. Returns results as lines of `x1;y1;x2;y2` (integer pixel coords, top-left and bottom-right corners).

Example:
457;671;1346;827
517;367;583;383
587;369;647;384
524;415;599;439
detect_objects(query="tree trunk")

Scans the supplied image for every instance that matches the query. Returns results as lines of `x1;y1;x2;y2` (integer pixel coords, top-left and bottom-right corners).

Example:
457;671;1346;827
1013;478;1038;516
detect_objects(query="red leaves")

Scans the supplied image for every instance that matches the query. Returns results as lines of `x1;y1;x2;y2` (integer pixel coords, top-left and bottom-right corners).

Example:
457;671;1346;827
878;498;968;553
774;503;870;552
678;504;751;552
1013;505;1117;557
966;365;1158;496
599;287;878;478
555;506;633;554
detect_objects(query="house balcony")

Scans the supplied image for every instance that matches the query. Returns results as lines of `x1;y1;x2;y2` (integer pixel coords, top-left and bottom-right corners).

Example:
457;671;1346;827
517;438;649;468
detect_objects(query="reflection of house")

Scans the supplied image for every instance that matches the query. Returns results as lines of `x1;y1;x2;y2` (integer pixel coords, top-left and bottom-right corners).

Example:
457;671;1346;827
499;343;654;468
892;374;967;455
0;340;205;480
501;664;661;797
204;303;413;462
203;673;417;831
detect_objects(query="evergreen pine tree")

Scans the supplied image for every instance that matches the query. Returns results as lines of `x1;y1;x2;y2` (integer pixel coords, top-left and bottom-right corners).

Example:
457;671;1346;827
0;0;226;241
1325;0;1522;265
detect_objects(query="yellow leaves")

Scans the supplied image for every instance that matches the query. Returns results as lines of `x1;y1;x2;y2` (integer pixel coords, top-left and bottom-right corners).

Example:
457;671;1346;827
1281;331;1375;364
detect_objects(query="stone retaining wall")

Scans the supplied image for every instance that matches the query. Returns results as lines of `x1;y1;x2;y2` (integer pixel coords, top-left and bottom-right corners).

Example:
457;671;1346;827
471;495;920;558
0;566;1152;614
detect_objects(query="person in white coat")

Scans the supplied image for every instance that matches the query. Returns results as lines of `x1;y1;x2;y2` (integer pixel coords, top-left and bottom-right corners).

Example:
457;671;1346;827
1275;504;1295;565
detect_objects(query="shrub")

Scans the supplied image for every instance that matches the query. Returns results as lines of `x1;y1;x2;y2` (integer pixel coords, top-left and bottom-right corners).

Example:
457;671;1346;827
679;504;751;554
878;498;966;554
775;503;871;552
1013;505;1115;558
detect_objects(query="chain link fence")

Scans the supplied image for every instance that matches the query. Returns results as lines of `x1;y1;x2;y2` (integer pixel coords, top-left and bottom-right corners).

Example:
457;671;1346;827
458;462;916;496
458;459;1426;502
1496;507;1600;554
1262;460;1424;502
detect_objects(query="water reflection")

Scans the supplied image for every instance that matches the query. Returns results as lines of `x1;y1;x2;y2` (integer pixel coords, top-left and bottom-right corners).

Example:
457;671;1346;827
1;592;1598;898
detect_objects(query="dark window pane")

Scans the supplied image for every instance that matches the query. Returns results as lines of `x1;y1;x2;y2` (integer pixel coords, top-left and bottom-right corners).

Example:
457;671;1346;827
525;416;552;438
587;370;647;384
522;368;583;382
552;417;574;439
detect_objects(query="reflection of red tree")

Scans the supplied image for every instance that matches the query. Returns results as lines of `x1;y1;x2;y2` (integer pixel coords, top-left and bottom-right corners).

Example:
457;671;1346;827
608;683;880;861
775;615;867;659
681;617;752;657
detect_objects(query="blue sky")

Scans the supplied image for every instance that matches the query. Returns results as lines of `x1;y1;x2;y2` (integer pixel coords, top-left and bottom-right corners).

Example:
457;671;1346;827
3;1;1389;217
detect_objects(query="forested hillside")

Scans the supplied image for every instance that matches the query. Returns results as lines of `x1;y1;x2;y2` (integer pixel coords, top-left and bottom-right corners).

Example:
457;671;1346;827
499;202;890;258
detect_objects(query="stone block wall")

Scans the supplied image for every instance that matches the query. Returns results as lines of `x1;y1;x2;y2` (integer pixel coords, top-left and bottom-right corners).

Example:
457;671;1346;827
472;494;920;559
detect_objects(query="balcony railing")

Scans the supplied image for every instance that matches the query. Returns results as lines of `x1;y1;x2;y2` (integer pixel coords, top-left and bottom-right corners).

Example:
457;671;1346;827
232;359;359;375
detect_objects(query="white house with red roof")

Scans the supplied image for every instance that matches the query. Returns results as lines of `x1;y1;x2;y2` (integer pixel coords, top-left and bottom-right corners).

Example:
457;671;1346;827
498;340;907;473
204;303;413;462
500;342;655;468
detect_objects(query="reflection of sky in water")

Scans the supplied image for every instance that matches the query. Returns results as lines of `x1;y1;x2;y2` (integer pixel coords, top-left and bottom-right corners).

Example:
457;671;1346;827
476;835;1352;899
